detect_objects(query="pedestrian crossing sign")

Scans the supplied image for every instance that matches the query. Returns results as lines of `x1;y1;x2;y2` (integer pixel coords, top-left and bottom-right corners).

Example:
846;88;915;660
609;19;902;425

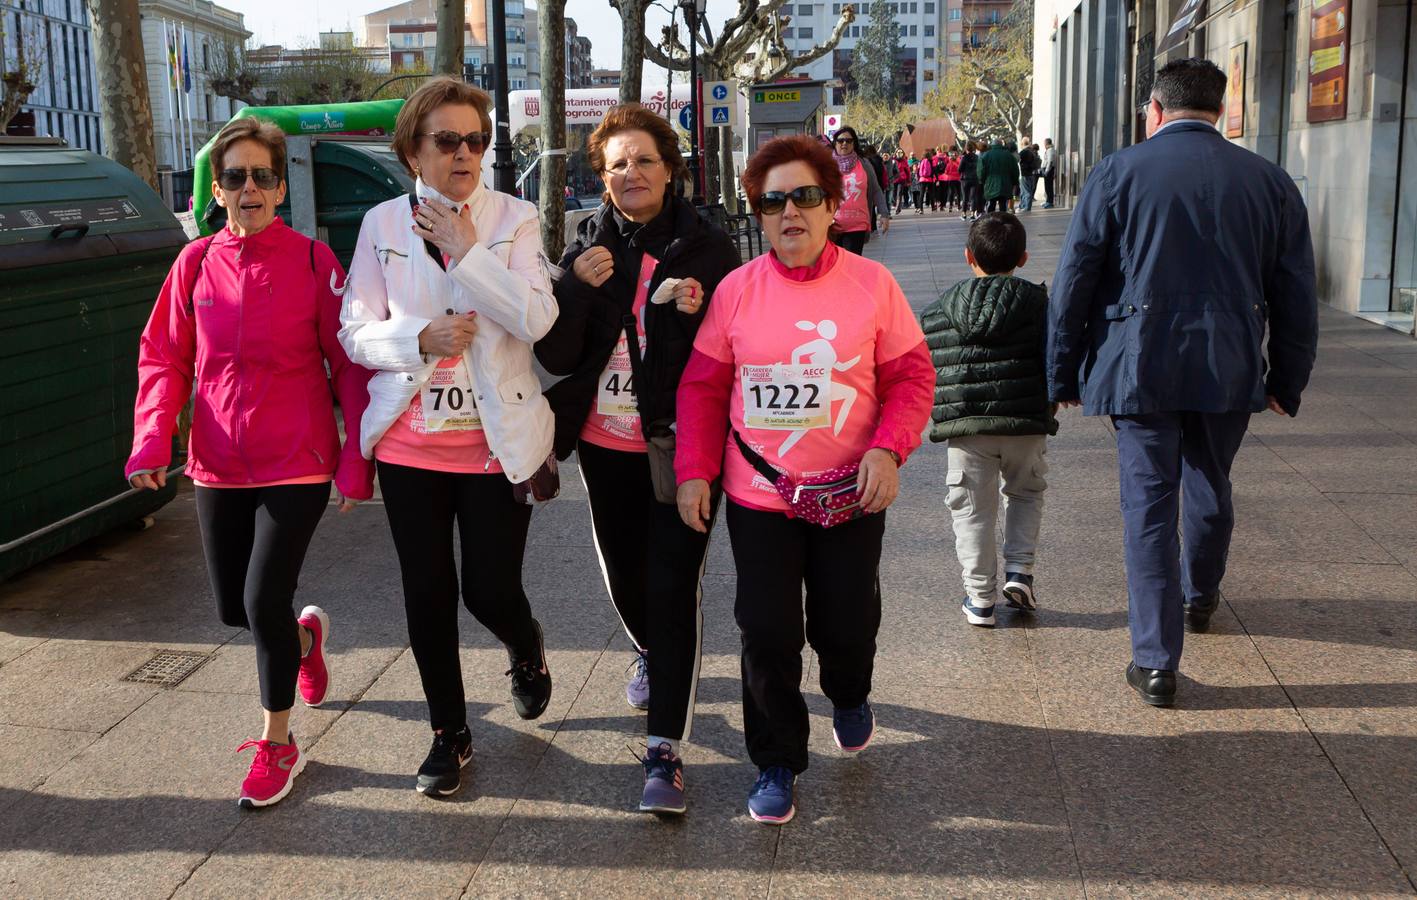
711;106;730;125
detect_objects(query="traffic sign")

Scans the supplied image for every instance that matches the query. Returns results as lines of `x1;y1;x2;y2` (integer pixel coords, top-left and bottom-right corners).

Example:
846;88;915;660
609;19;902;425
711;83;729;101
679;105;694;130
824;113;843;133
711;106;731;125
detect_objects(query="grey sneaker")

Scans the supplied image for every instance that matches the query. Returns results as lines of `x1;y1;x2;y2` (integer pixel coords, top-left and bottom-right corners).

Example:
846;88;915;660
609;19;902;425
962;597;996;627
625;651;650;710
1002;573;1037;611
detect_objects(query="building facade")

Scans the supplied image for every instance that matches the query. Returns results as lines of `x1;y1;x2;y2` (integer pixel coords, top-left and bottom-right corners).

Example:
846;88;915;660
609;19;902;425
565;19;593;88
1033;0;1417;327
360;0;540;90
1;0;100;152
139;0;250;171
781;1;945;105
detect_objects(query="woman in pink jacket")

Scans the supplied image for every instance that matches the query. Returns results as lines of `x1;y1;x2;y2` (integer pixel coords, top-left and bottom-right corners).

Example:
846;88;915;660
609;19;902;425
674;135;933;825
126;117;374;810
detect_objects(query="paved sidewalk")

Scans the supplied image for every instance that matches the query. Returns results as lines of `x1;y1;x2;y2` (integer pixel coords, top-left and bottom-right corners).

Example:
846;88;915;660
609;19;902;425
4;208;1417;897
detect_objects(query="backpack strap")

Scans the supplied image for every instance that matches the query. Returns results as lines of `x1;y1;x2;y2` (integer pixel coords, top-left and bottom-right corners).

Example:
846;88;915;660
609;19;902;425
184;235;216;315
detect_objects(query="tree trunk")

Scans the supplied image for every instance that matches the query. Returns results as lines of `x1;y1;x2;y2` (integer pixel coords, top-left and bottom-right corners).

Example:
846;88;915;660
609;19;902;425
719;126;737;213
617;0;649;104
702;125;721;206
87;0;157;190
434;0;465;77
538;0;567;261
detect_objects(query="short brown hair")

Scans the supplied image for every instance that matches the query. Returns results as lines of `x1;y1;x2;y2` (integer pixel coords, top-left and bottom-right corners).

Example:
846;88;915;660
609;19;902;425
740;134;843;217
586;104;688;186
392;76;493;176
210;116;288;181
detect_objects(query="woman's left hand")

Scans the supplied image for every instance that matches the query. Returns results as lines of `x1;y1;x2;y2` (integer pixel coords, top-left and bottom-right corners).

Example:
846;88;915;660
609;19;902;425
412;201;478;265
335;490;360;513
673;277;707;315
856;448;900;514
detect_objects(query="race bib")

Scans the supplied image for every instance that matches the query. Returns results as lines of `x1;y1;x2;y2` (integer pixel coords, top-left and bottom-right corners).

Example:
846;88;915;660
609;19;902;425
740;363;831;430
595;348;639;416
420;360;481;431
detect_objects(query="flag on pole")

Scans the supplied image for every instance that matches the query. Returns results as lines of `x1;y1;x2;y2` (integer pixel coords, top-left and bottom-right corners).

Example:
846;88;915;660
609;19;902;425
168;22;180;92
181;27;192;93
161;20;179;170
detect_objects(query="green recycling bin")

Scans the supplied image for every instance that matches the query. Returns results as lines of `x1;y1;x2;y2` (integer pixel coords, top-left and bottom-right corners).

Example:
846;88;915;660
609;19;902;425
0;141;189;582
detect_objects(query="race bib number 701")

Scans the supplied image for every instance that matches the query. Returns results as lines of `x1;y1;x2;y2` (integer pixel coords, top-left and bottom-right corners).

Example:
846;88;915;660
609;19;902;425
740;363;830;430
420;361;481;431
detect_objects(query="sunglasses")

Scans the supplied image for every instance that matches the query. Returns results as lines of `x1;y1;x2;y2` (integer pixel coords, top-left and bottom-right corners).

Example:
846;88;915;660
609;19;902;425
835;136;856;144
423;130;493;153
218;167;280;191
756;185;829;215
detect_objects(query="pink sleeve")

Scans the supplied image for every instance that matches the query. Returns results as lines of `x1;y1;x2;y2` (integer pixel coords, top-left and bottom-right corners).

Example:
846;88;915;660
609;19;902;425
126;242;202;480
675;350;734;484
870;340;933;463
315;246;376;501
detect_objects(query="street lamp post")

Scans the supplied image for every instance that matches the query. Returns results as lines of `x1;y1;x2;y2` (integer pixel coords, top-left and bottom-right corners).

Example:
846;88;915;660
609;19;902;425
489;0;516;195
679;0;706;206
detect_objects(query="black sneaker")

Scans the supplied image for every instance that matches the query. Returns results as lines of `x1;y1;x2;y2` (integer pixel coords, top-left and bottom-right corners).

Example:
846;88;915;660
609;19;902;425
506;618;552;720
416;725;473;797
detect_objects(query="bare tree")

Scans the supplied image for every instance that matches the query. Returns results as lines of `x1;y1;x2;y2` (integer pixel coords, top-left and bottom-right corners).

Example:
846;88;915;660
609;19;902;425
610;0;651;104
538;0;567;260
922;0;1033;144
208;40;261;107
1;17;43;133
434;0;465;77
87;0;158;189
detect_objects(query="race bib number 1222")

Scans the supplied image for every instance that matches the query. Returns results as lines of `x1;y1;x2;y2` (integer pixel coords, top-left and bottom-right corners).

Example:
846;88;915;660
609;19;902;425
740;363;830;430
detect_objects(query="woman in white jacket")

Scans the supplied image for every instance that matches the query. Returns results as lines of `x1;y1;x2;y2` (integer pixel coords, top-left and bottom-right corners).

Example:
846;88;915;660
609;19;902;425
339;77;558;798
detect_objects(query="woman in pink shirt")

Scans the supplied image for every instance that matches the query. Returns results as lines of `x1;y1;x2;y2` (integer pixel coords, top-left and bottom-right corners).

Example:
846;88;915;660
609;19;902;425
674;135;934;825
127;117;374;809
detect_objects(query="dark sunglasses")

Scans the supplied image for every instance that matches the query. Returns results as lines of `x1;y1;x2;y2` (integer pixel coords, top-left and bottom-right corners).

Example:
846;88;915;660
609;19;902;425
756;185;829;215
835;136;856;144
423;130;492;153
218;167;280;190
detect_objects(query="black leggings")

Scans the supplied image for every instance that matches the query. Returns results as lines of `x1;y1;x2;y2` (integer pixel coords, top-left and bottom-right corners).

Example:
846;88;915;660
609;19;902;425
577;440;717;740
963;183;984;214
377;460;539;732
833;230;868;255
196;482;331;712
726;501;886;774
986;195;1010;212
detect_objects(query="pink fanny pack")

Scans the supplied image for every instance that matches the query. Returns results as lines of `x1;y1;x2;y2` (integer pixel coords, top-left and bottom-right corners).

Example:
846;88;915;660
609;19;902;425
733;431;865;528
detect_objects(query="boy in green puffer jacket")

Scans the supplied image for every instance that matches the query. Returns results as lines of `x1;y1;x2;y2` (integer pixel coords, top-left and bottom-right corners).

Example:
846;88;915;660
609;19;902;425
920;212;1059;627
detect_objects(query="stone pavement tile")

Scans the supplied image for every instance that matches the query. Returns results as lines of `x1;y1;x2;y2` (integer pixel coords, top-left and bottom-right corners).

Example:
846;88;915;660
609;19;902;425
1227;476;1394;565
0;639;159;732
1044;699;1412;894
1085;875;1402;898
0;724;100;798
770;683;1084;897
466;650;776;897
1299;707;1417;879
0;609;55;666
1327;492;1417;570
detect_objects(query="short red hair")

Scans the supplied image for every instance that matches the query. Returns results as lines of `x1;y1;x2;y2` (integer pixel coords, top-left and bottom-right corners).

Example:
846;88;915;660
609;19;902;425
741;134;844;217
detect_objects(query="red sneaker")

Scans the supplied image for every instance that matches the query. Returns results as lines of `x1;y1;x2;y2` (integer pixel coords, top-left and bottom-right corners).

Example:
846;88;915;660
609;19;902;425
297;605;331;707
237;735;305;808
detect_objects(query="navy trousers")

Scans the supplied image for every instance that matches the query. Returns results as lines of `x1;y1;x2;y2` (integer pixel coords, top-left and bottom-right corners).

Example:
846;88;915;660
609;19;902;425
1112;411;1251;671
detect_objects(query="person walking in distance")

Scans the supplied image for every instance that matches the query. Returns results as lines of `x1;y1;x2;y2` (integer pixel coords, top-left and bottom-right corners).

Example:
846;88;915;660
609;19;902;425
1047;58;1318;708
828;127;890;254
1039;139;1056;208
1018;140;1041;212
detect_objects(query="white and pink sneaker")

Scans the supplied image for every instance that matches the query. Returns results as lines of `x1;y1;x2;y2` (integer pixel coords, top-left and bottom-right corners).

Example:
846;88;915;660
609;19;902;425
297;605;331;707
237;734;305;808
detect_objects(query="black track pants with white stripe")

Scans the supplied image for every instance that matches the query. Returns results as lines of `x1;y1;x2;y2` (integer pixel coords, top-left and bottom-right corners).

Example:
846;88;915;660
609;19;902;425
577;439;717;742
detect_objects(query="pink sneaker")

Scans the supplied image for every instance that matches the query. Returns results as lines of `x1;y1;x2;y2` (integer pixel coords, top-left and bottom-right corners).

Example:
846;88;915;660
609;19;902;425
297;605;331;707
237;735;305;808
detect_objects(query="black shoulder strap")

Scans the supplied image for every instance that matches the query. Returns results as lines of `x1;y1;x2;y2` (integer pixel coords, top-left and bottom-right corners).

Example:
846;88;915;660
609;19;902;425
620;314;651;439
732;430;783;483
409;193;447;271
309;237;316;272
184;236;216;315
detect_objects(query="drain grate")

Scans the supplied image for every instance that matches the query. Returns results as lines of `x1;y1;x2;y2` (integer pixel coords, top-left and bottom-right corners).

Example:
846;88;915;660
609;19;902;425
122;650;211;687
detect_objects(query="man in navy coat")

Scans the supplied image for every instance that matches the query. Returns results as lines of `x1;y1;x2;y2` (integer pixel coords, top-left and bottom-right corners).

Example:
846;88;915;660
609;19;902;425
1047;58;1318;707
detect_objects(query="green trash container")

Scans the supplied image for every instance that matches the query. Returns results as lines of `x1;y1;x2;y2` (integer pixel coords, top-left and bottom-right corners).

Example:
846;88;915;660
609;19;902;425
202;137;412;270
0;142;189;581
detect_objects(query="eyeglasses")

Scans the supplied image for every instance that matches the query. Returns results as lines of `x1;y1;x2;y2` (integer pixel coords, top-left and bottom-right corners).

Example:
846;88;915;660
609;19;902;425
604;155;664;176
422;130;492;154
218;167;280;191
834;136;856;145
755;185;829;215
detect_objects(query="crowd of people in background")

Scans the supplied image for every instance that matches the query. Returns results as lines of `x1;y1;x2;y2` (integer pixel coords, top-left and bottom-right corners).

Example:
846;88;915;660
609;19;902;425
873;137;1057;220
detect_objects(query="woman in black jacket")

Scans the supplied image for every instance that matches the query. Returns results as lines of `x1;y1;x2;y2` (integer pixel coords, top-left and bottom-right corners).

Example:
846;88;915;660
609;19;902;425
535;103;740;816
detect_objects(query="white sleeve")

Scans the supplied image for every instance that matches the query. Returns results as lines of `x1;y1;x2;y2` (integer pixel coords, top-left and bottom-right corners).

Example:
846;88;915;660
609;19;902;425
338;213;431;372
448;209;559;344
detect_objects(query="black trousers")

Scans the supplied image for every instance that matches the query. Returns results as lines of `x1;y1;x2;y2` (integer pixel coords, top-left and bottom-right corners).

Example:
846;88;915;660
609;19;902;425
985;194;1010;212
963;183;984;214
727;501;886;774
377;459;539;732
942;182;961;208
833;230;868;255
196;482;331;712
1043;171;1056;204
577;440;717;740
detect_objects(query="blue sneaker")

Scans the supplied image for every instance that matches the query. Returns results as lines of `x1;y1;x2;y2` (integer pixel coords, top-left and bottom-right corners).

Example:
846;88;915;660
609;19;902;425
747;766;796;825
638;742;686;815
1003;573;1037;611
625;651;649;710
832;702;875;753
962;597;996;627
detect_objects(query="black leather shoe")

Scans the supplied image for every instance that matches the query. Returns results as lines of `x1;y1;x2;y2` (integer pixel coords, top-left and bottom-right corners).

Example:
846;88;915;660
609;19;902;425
1184;594;1221;633
1126;663;1176;707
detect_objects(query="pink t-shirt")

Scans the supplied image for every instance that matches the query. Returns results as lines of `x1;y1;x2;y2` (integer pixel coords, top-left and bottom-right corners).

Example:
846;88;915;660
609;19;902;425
834;160;871;234
374;356;502;475
579;254;659;454
691;247;925;512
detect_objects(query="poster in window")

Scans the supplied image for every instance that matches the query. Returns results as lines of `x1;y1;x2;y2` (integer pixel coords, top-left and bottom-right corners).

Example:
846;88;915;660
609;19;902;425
1307;0;1350;123
1226;43;1246;138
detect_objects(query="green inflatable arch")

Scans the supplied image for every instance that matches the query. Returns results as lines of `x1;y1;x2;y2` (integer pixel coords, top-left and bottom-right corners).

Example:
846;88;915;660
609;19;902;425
193;99;405;235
